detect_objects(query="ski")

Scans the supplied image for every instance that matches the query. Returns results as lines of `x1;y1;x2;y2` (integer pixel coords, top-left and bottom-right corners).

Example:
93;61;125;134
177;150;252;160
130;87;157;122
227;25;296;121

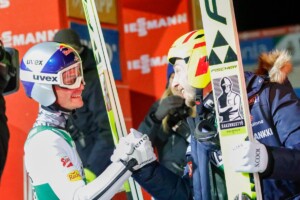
198;0;262;199
81;0;144;200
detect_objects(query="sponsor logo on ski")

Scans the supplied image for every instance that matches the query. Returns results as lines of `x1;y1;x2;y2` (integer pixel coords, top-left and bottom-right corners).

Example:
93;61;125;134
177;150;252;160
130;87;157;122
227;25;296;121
127;54;167;74
205;0;226;25
220;119;245;129
124;13;188;37
67;170;82;181
210;65;237;73
202;0;237;65
254;128;273;140
0;0;9;8
255;148;261;167
1;29;58;47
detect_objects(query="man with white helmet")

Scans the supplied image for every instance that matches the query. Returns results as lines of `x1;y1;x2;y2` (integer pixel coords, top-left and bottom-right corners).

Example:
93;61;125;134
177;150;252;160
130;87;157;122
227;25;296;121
129;30;300;200
20;41;156;200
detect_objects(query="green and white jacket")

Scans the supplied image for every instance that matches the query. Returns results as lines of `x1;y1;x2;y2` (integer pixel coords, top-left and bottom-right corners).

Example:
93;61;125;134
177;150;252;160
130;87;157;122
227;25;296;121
24;107;86;200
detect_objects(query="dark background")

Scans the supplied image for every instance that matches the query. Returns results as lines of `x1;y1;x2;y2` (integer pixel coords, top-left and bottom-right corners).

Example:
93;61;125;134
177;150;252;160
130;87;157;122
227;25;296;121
233;0;300;32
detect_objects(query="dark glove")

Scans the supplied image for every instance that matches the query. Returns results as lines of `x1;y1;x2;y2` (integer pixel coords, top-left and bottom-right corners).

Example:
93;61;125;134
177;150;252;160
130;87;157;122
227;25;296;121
155;95;184;121
167;104;191;128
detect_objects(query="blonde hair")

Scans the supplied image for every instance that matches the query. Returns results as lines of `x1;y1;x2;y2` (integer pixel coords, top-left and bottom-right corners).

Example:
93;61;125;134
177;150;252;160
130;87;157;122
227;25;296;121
255;49;292;83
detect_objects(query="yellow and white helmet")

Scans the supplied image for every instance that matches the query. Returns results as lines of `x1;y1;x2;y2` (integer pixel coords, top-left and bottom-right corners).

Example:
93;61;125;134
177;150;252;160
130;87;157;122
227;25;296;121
168;29;210;89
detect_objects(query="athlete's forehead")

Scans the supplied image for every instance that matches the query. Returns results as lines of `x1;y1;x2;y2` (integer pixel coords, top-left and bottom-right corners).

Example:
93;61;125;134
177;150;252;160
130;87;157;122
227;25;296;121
173;59;186;73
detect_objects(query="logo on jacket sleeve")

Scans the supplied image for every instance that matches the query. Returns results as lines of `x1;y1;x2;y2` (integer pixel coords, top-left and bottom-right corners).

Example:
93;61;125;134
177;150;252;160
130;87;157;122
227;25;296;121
61;156;74;168
67;170;82;182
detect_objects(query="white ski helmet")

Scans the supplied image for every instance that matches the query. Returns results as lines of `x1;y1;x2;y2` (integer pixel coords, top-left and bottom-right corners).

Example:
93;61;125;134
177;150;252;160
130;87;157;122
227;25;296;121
20;42;84;106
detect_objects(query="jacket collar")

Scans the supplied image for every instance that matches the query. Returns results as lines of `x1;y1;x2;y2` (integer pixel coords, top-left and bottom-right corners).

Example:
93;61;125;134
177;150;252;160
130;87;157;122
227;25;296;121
244;71;267;98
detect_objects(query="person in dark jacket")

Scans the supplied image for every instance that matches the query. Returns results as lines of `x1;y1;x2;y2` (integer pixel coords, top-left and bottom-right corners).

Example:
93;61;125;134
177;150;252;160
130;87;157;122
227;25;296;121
0;67;9;181
138;63;191;177
129;29;300;200
0;41;19;180
53;29;114;183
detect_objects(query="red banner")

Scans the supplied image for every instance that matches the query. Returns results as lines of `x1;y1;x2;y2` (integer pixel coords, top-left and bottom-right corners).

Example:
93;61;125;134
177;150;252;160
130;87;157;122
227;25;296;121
123;1;190;98
121;0;191;127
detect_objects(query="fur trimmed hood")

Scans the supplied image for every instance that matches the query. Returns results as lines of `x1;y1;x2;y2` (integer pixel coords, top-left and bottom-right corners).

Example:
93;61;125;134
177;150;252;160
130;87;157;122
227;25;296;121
254;50;293;84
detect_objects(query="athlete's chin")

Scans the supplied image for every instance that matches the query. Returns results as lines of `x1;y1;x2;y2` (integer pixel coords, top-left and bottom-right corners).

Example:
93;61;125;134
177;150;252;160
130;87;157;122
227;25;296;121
77;102;84;108
76;101;84;108
185;98;195;108
70;99;84;109
183;93;189;101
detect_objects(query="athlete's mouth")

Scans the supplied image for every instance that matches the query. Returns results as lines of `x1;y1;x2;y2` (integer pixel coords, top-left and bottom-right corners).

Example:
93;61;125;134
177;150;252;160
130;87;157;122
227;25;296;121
71;94;82;98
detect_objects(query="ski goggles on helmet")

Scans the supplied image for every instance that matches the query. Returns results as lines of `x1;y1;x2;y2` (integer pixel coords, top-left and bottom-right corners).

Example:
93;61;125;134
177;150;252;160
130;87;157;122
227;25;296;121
59;62;85;89
20;61;85;89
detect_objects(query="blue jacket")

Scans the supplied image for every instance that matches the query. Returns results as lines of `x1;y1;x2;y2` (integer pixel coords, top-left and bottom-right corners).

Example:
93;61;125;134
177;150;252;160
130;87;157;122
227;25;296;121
246;72;300;199
132;72;300;200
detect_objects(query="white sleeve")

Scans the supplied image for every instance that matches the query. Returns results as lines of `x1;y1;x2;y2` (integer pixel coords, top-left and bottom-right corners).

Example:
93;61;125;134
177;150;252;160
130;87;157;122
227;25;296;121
25;130;132;200
74;162;132;200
